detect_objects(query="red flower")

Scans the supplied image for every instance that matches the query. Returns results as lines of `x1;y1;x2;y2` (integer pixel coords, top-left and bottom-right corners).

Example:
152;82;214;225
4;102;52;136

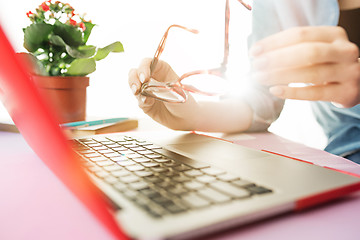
40;2;50;11
26;11;33;18
69;18;77;26
79;22;86;31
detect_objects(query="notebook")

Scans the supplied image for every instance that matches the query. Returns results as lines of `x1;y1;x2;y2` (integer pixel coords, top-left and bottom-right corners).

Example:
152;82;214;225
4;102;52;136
65;118;139;137
1;24;360;240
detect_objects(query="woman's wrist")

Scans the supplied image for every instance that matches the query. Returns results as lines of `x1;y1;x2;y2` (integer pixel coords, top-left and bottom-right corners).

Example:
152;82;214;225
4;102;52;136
192;99;253;133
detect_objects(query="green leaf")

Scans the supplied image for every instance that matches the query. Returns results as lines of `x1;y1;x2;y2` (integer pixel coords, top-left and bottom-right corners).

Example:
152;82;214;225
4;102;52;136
83;21;96;44
49;34;66;46
66;58;96;76
49;35;96;59
76;45;97;58
16;52;48;76
53;20;83;47
23;23;53;52
94;41;124;61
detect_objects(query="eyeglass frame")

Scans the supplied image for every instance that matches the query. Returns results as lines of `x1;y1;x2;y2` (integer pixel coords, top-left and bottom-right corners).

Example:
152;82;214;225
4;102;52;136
140;0;252;103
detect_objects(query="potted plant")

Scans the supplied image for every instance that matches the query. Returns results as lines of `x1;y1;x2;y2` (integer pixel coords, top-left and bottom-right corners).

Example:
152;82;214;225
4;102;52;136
21;0;124;123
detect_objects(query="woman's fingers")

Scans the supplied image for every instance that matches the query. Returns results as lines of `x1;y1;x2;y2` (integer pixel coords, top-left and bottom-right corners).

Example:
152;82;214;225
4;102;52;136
269;84;338;101
252;41;358;70
250;26;349;56
251;26;360;107
254;63;351;86
128;58;154;96
128;68;141;95
264;60;360;107
136;93;155;111
137;58;152;82
269;78;360;108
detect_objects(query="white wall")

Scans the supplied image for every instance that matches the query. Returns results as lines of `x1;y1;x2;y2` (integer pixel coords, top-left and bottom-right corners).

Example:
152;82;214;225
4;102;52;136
0;0;326;149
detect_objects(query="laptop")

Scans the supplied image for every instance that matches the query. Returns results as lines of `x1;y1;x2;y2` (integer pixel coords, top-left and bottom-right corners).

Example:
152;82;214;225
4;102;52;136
1;24;360;240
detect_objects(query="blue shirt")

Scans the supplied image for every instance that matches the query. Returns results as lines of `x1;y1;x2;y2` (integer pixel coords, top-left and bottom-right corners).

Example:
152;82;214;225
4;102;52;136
248;0;360;156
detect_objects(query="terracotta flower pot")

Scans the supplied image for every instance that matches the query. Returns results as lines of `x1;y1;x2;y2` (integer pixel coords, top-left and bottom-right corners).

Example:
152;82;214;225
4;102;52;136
32;75;89;123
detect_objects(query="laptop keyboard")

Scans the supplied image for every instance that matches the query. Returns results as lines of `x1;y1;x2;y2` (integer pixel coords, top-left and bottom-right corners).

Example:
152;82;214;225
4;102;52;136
72;135;273;218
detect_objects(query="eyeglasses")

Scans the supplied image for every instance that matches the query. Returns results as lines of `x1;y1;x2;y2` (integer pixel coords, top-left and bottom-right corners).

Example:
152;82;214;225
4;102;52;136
140;0;252;103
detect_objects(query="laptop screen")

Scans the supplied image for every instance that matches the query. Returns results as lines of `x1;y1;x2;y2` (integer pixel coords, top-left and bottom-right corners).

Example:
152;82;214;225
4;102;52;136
0;25;128;239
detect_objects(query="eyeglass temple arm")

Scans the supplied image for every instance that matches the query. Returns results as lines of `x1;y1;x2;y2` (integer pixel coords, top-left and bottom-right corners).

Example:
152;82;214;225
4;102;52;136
238;0;252;10
221;0;230;73
150;24;199;77
220;0;252;75
177;69;222;83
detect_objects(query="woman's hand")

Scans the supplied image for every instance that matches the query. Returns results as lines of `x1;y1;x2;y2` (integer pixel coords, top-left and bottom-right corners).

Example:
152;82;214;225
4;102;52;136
250;26;360;108
128;58;201;130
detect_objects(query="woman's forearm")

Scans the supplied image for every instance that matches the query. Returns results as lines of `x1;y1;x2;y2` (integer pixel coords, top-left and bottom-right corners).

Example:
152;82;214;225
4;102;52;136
193;98;253;133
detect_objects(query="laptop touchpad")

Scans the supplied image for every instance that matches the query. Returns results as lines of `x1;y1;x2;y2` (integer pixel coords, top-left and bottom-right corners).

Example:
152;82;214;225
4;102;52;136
166;140;267;167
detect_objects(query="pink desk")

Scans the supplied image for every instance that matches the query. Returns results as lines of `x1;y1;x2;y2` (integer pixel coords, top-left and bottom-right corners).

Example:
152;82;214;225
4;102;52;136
1;130;360;240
